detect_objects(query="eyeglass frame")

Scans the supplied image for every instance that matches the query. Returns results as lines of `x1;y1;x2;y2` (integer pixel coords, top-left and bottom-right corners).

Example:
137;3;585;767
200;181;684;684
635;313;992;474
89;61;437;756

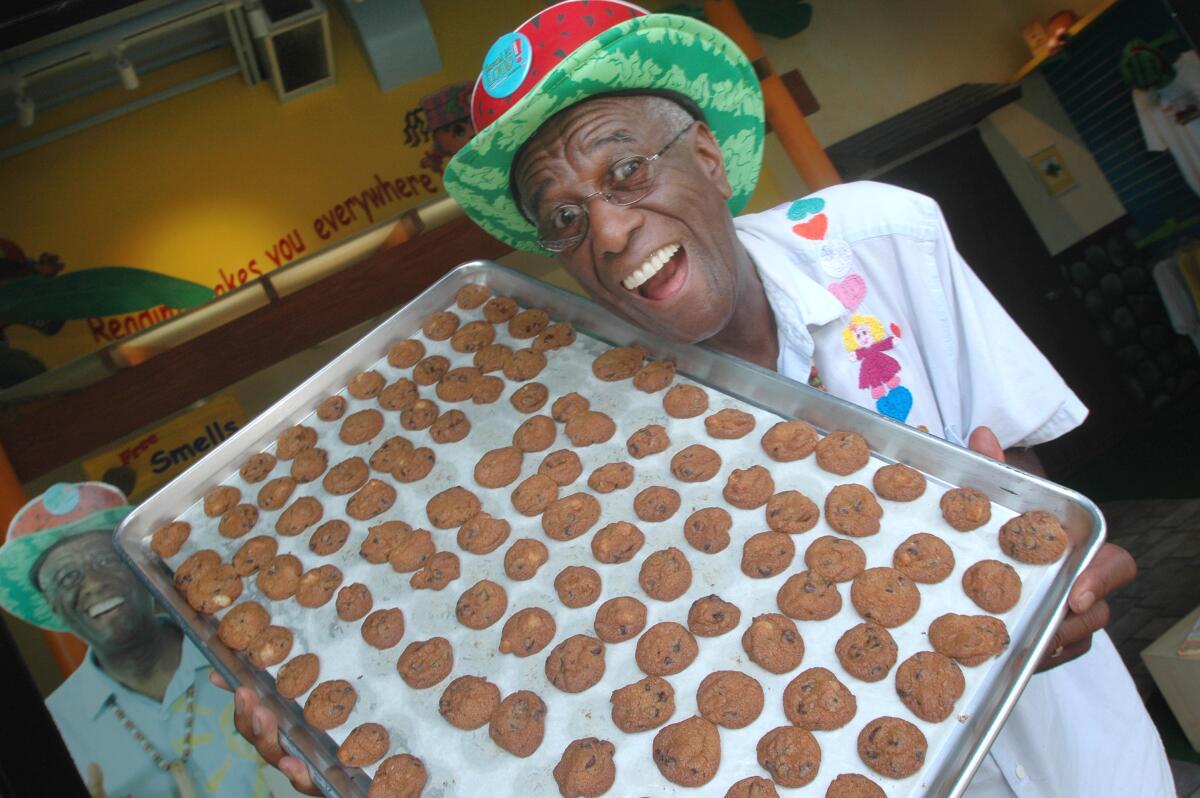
530;120;698;252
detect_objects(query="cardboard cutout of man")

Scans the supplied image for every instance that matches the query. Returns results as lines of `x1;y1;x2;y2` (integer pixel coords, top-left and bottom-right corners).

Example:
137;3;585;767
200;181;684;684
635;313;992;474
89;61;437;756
0;482;290;798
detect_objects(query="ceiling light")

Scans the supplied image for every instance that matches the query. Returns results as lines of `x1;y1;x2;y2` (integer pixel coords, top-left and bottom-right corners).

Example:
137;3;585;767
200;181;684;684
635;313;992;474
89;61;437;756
15;88;34;127
115;55;139;90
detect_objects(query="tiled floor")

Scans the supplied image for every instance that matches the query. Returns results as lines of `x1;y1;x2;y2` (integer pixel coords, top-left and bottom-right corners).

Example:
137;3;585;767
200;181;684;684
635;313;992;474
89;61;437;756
1100;498;1200;797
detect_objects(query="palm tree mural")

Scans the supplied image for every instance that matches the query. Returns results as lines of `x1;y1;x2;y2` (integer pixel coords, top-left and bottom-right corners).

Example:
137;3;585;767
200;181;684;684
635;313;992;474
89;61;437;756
0;240;214;388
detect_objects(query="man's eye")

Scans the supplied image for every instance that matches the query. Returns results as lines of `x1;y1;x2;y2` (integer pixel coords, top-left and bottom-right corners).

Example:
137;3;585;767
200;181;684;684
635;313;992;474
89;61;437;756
611;158;645;185
550;205;582;231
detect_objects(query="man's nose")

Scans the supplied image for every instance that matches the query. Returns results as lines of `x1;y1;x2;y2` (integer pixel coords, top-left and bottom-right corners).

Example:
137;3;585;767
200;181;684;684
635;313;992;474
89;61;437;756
587;195;643;258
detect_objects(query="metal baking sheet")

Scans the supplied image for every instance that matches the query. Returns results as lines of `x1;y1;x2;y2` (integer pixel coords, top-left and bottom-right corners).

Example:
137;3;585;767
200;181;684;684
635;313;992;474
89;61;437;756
115;260;1104;798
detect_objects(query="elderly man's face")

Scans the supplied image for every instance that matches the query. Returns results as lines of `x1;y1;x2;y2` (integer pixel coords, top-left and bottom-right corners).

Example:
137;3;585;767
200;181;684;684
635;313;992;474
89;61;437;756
35;531;156;648
515;96;742;344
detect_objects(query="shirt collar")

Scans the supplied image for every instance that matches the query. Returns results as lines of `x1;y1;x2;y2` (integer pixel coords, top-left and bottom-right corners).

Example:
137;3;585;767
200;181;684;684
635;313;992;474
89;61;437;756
76;627;208;719
734;226;847;363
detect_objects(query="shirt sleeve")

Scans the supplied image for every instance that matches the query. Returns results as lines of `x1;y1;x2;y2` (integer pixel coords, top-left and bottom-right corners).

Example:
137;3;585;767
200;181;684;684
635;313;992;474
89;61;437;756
1133;89;1168;152
910;192;1088;449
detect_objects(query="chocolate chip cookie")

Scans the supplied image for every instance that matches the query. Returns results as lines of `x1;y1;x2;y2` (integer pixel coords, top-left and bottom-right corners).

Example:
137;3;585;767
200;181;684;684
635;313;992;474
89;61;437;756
741;613;805;674
554;566;601;608
541;493;601;541
565;410;616;447
512;414;556;452
426;486;482;529
670;444;722;483
591;521;645;565
873;463;927;502
499;607;556;657
998;510;1068;564
740;531;796;578
276;652;320;699
782;666;857;731
662;384;709;419
633;359;676;392
639;547;692;601
295;564;343;608
756;726;821;788
761;420;819;462
455;283;491;309
361;607;406;650
626;424;670;459
338;723;389;768
652;716;721;787
850;568;921;628
836;622;898;682
939;487;991;532
240;452;277;483
538;449;582;486
551;392;590;422
409;550;461;590
893;532;955;584
504;538;549;581
340;409;385;445
636;622;698;677
545;634;606;693
634;486;681;523
723;465;774;510
894;650;965;722
348;370;386;399
553;738;616;798
489;690;546;758
683;507;732;554
439;675;500;730
587;461;634;493
509;382;549;413
594;596;648;643
387;339;424;369
457;512;511;556
824;484;883;537
475;446;524;488
592;346;646;381
961;559;1022;613
705;408;756;440
336;583;373;622
303;680;357;730
456;579;508;629
697;670;764;729
610;675;675;732
815;430;870;475
928;613;1009;666
803;535;866;582
776;570;842;621
688;594;741;637
764;490;820;534
233;535;277;576
397;637;454;689
857;716;927;779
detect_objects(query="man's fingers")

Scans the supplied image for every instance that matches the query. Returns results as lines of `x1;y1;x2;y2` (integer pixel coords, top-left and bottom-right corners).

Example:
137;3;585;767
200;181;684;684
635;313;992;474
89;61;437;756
967;426;1005;462
231;687;258;744
1038;636;1093;671
1053;600;1111;650
1069;543;1136;614
251;705;286;765
210;671;230;692
86;763;105;798
279;755;323;796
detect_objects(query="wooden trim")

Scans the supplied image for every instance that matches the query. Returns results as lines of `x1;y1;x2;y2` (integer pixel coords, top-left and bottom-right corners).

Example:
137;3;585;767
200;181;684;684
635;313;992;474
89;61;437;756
0;216;512;482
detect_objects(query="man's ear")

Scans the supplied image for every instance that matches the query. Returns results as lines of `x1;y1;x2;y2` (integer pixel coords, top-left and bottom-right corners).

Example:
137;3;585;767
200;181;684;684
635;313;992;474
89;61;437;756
691;123;733;201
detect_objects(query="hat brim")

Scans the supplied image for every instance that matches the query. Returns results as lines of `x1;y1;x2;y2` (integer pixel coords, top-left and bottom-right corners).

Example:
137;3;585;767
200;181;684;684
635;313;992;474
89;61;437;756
445;13;765;252
0;506;132;632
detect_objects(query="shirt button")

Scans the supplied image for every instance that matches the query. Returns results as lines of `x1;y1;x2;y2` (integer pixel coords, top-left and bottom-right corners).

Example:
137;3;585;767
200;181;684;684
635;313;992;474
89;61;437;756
1015;765;1027;780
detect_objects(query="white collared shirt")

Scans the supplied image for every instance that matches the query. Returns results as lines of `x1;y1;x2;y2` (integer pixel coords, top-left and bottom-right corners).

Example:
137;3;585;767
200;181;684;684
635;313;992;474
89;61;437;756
734;181;1174;797
45;630;275;797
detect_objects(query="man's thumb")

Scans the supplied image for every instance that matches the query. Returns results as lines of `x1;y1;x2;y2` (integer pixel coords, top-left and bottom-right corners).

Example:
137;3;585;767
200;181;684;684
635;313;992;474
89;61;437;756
87;763;106;798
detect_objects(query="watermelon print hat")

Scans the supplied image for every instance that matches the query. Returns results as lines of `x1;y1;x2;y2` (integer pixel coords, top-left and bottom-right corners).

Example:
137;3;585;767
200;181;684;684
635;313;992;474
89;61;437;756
444;0;765;252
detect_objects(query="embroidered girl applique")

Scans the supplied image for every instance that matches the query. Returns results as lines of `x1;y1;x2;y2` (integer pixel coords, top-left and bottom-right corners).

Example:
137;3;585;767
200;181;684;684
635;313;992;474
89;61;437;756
842;315;913;422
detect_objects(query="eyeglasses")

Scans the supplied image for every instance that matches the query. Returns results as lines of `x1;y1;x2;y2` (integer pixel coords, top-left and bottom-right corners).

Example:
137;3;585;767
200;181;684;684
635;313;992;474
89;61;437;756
534;121;696;252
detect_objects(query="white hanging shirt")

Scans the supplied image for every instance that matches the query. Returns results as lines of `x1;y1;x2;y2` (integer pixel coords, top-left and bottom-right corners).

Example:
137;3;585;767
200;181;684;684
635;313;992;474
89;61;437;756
734;181;1174;797
1134;50;1200;197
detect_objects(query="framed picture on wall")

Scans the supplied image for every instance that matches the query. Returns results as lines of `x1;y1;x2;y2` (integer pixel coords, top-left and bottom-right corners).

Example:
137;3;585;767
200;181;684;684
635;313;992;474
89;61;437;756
1029;145;1077;196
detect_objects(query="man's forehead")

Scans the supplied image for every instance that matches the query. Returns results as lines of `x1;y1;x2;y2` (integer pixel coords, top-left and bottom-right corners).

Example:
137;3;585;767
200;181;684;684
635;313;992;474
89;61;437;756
40;531;111;568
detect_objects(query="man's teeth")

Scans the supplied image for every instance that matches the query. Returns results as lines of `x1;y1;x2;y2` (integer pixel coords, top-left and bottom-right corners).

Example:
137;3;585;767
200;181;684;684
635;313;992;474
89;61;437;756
622;243;681;290
88;597;125;618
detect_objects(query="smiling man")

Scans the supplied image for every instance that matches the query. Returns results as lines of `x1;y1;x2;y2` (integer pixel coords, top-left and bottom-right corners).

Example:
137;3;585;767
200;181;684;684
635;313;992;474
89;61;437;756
0;482;283;798
229;3;1173;795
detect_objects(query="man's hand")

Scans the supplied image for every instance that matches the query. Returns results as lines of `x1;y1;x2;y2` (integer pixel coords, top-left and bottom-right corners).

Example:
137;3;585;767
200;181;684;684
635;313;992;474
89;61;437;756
86;763;106;798
209;672;321;795
967;427;1136;672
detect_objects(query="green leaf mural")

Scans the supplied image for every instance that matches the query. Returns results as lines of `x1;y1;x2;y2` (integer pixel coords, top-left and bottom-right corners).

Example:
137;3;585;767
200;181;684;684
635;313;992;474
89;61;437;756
0;267;214;324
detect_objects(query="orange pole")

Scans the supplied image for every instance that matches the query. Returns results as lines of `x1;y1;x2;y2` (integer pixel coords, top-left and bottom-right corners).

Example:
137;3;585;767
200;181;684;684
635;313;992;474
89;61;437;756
704;0;841;191
0;440;88;677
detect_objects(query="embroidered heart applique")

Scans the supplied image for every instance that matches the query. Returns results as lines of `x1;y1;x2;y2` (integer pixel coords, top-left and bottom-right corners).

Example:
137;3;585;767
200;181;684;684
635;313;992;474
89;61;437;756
876;385;913;423
787;197;826;220
792;214;828;240
828;274;866;311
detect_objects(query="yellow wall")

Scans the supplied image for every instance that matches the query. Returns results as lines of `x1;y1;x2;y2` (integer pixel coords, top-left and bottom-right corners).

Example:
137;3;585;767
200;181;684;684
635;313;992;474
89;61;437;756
1;1;553;370
1;0;1113;371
